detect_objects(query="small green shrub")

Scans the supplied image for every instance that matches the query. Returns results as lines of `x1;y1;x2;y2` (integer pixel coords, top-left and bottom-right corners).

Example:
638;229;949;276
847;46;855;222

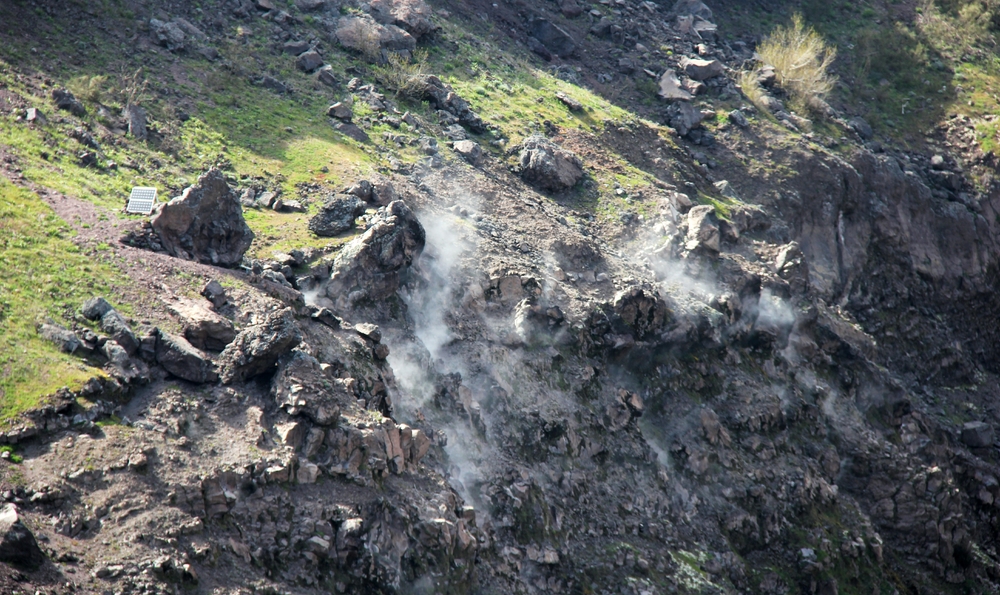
67;74;109;103
0;446;23;464
757;14;837;113
737;68;768;112
373;49;430;97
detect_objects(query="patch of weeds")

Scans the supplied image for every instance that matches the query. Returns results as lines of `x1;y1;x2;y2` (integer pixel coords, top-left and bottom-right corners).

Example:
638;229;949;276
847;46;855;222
0;445;23;464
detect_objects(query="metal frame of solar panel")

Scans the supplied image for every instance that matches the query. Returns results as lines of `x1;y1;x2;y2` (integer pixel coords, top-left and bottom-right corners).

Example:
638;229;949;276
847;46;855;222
126;187;157;215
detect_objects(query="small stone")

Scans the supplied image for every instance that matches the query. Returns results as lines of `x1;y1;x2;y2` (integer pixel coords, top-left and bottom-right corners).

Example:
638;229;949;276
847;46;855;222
354;323;382;343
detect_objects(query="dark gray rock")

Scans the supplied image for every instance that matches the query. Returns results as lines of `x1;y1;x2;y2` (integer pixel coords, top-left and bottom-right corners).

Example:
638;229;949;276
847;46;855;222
52;88;86;117
668;101;706;136
848;116;874;140
316;66;338;87
333;121;371;143
322;200;425;307
296;50;324;72
102;340;150;384
295;0;326;11
100;310;139;355
149;18;186;51
518;135;584;192
219;308;302;384
201;280;227;309
155;330;218;384
528;18;576;58
961;421;994;448
82;297;114;321
283;40;311;55
39;322;81;354
0;504;44;569
309;195;366;236
413;75;485;133
151;168;255;267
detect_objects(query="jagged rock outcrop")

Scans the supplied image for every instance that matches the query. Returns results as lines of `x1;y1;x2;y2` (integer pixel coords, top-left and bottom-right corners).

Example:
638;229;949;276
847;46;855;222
151;168;255;267
219;308;301;384
272;350;346;425
322;201;425;307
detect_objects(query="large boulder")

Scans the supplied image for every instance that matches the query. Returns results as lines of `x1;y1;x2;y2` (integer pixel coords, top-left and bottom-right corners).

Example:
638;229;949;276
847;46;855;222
167;298;236;351
0;504;44;569
368;0;439;40
309;195;367;237
528;18;576;58
151;168;255;267
272;350;350;425
219;308;302;384
322;201;425;307
518;135;584;192
155;330;219;384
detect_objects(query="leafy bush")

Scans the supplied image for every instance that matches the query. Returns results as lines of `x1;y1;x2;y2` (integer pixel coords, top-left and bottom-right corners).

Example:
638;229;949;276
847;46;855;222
757;14;837;113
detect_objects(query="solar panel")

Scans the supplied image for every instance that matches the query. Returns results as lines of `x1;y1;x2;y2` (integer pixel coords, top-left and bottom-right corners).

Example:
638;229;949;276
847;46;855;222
125;187;157;215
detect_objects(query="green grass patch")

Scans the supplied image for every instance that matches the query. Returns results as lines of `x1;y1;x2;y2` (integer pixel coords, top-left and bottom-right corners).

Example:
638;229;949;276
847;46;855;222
0;178;120;424
0;445;23;464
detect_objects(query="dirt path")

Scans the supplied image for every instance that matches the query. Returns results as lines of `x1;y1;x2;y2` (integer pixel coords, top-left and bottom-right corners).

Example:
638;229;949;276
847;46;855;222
2;156;249;326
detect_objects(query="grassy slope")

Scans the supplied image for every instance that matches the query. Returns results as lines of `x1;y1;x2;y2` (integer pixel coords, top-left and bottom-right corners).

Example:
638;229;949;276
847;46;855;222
0;178;118;421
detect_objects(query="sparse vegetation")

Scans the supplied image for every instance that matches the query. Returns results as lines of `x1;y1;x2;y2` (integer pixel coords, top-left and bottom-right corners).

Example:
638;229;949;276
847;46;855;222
373;49;431;97
756;14;838;113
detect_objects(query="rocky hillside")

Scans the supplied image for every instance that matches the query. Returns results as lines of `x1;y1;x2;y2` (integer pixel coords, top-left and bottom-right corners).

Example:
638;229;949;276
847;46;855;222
2;0;1000;594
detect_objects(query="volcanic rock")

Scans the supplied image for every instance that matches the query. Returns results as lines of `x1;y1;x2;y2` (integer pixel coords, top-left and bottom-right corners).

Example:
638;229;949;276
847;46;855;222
219;308;301;384
151;168;255;267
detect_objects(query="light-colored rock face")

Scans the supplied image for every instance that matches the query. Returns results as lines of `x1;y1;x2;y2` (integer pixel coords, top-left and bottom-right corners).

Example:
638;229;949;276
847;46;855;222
167;297;235;352
518;135;584;192
150;168;255;267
